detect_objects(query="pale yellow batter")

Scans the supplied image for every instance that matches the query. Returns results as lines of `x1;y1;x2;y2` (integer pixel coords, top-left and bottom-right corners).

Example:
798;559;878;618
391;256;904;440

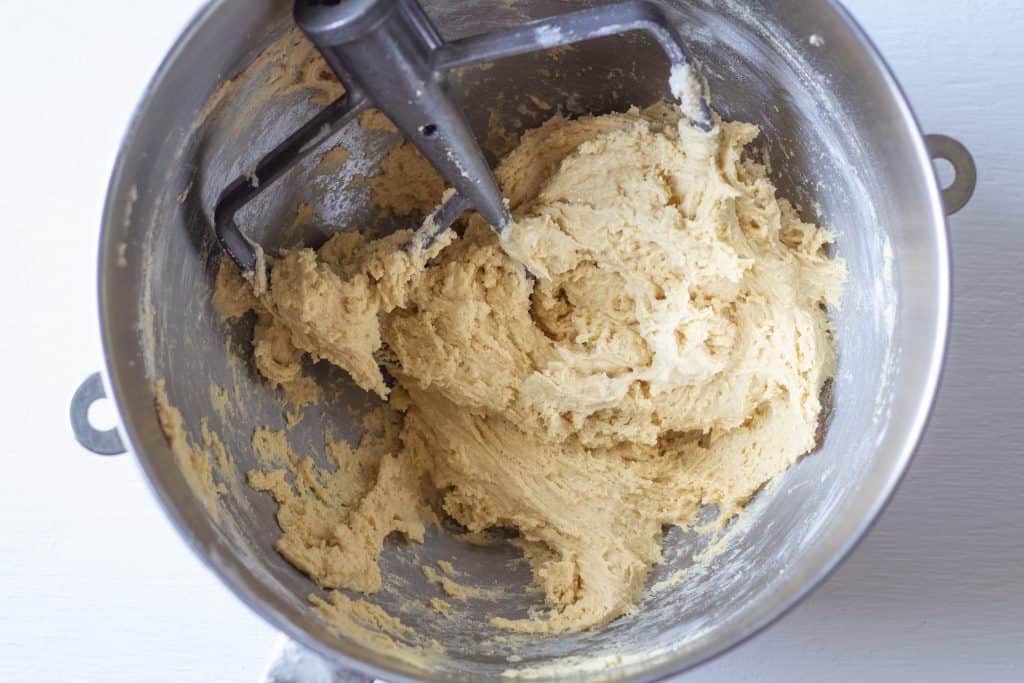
216;102;845;634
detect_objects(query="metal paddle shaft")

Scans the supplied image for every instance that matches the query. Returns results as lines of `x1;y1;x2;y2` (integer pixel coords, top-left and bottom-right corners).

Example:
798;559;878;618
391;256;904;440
213;0;711;273
296;0;512;233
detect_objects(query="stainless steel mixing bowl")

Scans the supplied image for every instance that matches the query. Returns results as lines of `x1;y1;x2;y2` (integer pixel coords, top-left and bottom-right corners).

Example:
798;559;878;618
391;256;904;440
71;1;976;680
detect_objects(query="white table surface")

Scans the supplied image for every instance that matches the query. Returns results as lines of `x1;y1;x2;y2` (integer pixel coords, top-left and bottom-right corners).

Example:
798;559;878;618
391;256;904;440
1;1;1021;681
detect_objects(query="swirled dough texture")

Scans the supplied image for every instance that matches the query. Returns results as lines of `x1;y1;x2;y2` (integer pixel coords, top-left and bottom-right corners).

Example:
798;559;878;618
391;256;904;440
222;103;846;634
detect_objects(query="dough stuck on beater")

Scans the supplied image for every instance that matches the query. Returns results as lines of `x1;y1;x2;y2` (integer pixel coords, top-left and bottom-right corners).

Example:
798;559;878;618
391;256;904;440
218;102;846;634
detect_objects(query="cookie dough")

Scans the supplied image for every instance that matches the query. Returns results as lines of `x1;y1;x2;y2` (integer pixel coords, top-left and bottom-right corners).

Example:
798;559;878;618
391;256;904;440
220;102;845;634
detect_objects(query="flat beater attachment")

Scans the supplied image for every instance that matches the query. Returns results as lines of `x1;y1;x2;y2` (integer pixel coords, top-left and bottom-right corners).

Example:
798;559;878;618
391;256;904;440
214;0;711;273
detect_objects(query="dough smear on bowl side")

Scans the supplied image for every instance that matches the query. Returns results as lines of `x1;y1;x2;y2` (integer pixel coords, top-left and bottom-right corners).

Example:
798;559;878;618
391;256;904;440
214;101;847;634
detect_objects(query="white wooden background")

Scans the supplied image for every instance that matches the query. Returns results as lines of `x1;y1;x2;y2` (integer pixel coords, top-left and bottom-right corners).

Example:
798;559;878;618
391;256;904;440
1;1;1021;681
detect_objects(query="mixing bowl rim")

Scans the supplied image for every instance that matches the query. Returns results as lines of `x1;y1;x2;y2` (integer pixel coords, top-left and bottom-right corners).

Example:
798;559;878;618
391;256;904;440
95;1;951;680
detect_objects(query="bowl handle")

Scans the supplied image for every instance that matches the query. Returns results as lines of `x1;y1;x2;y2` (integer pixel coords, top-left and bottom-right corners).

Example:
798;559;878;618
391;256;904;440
263;636;374;682
70;372;126;455
926;134;977;216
